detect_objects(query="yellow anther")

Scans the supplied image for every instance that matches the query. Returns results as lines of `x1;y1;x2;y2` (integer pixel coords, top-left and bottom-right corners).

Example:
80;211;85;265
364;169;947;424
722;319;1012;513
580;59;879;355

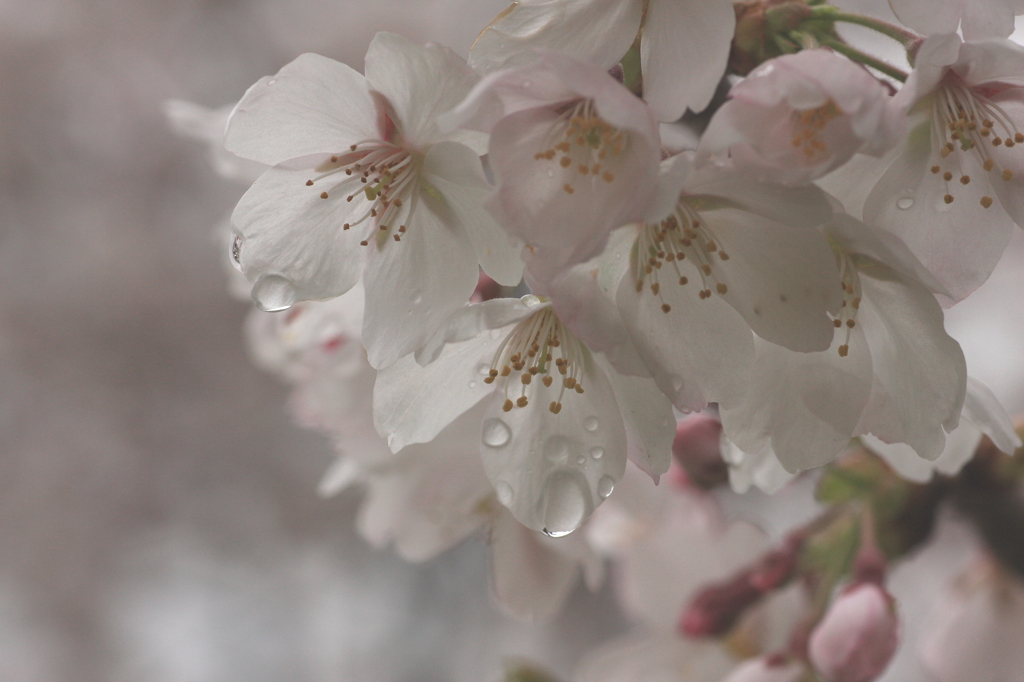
984;159;995;171
716;283;728;295
320;192;329;199
542;376;553;387
661;303;671;313
981;196;994;208
1002;169;1014;181
503;399;514;412
516;396;528;408
944;194;954;204
838;344;849;357
549;401;562;414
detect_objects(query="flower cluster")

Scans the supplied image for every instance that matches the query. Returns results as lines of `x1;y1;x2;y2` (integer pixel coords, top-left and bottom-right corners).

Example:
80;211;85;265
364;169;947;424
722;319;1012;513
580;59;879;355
172;0;1024;679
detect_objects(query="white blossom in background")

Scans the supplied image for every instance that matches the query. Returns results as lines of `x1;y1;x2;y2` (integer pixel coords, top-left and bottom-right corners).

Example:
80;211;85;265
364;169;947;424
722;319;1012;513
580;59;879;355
864;34;1024;302
699;49;903;185
226;32;523;368
469;0;736;121
888;0;1024;40
443;52;660;286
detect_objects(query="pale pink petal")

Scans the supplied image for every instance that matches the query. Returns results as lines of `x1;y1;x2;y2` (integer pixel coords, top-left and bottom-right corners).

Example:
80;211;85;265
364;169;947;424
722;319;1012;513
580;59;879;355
640;0;735;120
225;53;380;166
415;297;536;366
468;0;643;75
573;636;736;682
888;0;961;37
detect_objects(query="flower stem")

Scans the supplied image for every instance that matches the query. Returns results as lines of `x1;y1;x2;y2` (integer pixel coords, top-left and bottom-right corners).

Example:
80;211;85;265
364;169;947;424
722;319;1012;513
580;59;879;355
808;5;921;48
819;37;909;82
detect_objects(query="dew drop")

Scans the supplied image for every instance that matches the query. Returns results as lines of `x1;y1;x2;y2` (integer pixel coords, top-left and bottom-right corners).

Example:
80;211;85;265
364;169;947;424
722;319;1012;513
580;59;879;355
482;418;511;448
495;481;514;506
477;363;491;376
412;291;423;304
546;169;555;178
590;446;604;460
583;416;599;432
521;294;541;307
468;380;477;389
576;455;586;465
230;233;243;271
541;469;591;537
267;78;277;85
251;274;297;312
543;435;570;463
597;475;615;499
670;375;684;392
897;197;914;210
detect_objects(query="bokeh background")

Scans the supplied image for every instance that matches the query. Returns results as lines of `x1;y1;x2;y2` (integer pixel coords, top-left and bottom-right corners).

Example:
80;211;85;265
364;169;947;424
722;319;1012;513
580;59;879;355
1;0;1022;680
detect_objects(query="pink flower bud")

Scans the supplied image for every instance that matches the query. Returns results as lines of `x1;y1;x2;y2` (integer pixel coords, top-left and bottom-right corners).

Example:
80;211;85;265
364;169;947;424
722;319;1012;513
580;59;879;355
808;583;899;682
672;414;728;489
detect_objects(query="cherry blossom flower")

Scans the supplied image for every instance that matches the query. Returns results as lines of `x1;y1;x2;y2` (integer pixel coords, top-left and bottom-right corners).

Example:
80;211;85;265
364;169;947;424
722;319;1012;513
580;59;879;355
374;295;675;535
469;0;736;122
720;214;967;473
888;0;1024;40
862;377;1021;482
699;50;903;186
226;32;523;368
443;52;660;285
864;34;1024;302
608;154;842;411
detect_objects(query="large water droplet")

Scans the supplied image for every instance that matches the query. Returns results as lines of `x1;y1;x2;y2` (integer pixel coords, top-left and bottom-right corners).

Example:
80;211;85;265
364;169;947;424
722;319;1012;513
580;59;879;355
583;416;599;432
251;274;297;312
590;446;604;460
482;418;511;448
897;197;914;210
541;469;591;537
597;475;615;499
521;294;541;307
495;481;513;506
543;435;570;463
230;233;243;271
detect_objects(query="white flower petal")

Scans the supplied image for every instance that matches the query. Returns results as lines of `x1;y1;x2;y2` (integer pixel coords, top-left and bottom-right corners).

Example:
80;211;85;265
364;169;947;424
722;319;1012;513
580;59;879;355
685;165;834;229
231;166;368;305
360;185;481;369
573;636;736;682
479;356;627;534
721;332;873;473
415;297;535;366
488;507;579;621
373;331;500;452
468;0;643;75
616;257;755;412
640;0;735;120
420;141;524;286
888;0;961;38
854;270;967;459
364;32;487;152
704;208;842;352
961;376;1021;455
598;356;676;481
225;53;380;166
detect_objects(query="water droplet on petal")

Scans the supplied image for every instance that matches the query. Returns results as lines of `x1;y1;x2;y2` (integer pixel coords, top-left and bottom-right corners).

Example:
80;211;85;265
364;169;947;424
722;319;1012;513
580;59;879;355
477;363;491;376
546;169;555;178
521;294;541;307
670;375;684;392
576;455;586;465
495;481;513;506
468;380;477;389
482;418;511;448
583;416;599;432
590;446;604;460
597;475;615;499
251;274;297;312
541;469;591;537
230;233;243;270
412;291;423;304
543;435;570;463
897;197;914;210
267;78;277;85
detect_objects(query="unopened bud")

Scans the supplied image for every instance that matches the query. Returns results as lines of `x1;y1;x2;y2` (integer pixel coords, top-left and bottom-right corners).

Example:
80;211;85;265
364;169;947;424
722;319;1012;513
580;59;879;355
672;414;728;489
722;655;805;682
808;583;899;682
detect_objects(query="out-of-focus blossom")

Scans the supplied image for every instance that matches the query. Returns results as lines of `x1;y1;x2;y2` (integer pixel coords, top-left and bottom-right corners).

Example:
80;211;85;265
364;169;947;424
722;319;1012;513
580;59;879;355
721;215;966;473
226;32;523;368
163;100;266;183
863;376;1021;482
443;52;660;285
469;0;735;122
374;295;674;534
808;583;899;682
699;50;902;186
721;657;806;682
888;0;1024;40
920;559;1024;682
672;414;729;489
864;34;1024;302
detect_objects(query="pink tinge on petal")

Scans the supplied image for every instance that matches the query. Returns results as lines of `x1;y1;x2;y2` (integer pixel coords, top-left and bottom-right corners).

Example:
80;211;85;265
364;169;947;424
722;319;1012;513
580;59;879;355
808;583;899;682
672;413;729;489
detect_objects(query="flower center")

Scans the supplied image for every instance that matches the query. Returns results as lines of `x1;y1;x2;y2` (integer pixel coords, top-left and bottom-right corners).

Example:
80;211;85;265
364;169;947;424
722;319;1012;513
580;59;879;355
790;100;841;160
633;201;731;313
482;304;587;415
833;252;861;358
930;81;1020;208
533;99;623;195
304;140;418;246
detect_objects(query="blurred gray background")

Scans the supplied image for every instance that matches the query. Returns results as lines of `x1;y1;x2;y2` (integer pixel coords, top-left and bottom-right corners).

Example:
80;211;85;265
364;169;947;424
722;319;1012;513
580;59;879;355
1;1;1023;681
0;1;630;680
